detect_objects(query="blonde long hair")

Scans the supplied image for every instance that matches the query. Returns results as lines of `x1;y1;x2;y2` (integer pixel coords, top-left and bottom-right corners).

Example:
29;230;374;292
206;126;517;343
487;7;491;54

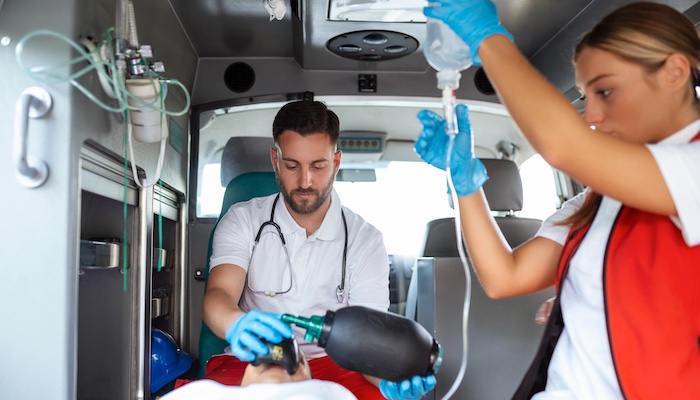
562;2;700;230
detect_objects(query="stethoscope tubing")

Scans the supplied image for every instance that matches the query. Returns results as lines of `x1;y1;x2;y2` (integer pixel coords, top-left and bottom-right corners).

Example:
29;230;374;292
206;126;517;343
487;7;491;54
252;193;347;303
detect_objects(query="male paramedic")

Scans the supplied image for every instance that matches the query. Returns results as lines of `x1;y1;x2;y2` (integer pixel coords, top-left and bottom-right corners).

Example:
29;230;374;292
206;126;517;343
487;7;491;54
202;100;436;400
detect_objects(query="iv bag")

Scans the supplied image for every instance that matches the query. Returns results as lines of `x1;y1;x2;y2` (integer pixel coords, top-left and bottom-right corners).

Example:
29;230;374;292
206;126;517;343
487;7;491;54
424;17;472;89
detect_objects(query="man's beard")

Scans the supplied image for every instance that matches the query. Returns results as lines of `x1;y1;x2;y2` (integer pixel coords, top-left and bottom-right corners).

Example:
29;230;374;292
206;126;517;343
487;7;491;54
277;173;335;215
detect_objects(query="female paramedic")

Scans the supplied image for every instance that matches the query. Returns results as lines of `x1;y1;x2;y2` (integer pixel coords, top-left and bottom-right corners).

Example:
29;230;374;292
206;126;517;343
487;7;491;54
415;1;700;399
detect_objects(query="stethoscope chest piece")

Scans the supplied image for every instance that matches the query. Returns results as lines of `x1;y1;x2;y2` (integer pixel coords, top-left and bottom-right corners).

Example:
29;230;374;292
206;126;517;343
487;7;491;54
336;285;345;303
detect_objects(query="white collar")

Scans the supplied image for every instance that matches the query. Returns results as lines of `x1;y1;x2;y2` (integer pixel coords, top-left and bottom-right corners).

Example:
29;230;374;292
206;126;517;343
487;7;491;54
273;188;343;241
659;119;700;144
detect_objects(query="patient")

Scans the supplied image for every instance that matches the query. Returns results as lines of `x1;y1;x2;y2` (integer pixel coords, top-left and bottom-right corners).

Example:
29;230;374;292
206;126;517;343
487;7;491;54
161;338;358;400
240;344;312;386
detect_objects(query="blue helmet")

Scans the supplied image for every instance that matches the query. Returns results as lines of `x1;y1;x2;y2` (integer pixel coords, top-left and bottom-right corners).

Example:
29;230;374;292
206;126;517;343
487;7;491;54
151;328;192;393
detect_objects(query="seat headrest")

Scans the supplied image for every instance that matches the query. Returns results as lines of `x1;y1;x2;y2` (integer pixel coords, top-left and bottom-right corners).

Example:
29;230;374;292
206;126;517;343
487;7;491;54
481;159;523;212
219;171;278;218
420;217;465;258
220;137;275;187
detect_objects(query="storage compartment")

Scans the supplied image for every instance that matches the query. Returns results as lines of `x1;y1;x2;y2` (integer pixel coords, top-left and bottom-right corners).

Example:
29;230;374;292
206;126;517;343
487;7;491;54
151;184;187;354
78;190;136;400
78;144;188;398
78;144;143;400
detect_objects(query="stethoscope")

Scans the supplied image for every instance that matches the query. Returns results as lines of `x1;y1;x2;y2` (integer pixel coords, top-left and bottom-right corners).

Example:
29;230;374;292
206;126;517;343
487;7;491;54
250;194;348;303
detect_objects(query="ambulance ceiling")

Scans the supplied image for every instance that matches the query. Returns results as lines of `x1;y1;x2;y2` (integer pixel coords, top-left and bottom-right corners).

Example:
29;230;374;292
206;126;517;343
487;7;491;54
168;0;700;99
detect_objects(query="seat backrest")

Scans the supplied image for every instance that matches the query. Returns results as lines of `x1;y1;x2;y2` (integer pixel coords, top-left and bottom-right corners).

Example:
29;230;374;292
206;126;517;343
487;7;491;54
409;159;542;320
413;257;554;399
418;158;542;257
406;160;552;398
197;171;279;377
410;159;542;320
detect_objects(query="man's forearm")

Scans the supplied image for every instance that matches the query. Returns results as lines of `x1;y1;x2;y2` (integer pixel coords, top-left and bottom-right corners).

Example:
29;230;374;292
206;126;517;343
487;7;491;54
203;288;244;339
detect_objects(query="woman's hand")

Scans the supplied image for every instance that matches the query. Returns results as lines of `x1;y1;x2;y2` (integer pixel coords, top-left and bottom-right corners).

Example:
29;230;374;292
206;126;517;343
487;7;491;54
415;104;488;196
423;0;513;65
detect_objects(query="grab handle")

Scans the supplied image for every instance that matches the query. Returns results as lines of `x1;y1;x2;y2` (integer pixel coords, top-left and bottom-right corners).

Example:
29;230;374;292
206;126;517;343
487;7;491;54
14;87;52;188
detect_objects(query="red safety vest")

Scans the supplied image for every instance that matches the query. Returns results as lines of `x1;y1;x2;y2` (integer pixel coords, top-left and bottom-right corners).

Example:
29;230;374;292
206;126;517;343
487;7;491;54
514;133;700;400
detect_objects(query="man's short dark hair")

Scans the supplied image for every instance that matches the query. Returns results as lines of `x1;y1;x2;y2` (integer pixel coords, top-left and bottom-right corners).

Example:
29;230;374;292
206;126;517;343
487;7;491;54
272;100;340;146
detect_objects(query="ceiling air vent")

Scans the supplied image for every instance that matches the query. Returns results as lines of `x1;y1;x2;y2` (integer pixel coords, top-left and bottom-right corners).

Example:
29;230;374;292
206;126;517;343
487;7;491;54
327;30;418;61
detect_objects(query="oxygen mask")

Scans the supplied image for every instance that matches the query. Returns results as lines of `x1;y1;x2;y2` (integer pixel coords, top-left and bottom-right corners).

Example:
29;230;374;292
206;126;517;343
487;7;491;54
251;335;301;375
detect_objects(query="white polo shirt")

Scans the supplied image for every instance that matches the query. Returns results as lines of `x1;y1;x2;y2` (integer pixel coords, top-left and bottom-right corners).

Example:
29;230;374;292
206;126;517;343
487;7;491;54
533;120;700;399
210;188;390;359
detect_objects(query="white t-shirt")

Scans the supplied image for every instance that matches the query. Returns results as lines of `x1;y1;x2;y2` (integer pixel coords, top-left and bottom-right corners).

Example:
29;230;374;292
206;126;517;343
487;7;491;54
532;120;700;399
159;379;359;400
210;188;391;358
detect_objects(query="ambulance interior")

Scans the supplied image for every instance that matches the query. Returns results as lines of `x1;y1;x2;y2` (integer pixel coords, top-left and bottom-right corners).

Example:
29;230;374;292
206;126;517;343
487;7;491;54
4;1;698;399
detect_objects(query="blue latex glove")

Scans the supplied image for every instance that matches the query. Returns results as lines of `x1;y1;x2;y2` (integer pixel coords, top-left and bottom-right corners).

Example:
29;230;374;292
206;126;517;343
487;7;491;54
380;375;437;400
424;0;513;65
225;310;294;362
415;104;488;196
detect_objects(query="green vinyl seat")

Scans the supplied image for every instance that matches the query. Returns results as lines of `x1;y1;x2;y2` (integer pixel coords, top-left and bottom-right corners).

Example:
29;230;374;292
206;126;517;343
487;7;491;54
198;171;279;377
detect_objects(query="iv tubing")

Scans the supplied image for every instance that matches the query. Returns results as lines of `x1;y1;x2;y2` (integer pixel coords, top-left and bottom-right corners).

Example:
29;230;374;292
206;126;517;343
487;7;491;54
79;37;117;99
441;103;472;400
15;26;185;289
15;29;191;116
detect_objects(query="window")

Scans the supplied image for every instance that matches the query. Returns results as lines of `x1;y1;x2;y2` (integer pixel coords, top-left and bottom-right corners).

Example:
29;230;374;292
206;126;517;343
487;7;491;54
197;163;227;217
519;154;560;220
335;155;559;256
197;155;560;255
335;162;454;256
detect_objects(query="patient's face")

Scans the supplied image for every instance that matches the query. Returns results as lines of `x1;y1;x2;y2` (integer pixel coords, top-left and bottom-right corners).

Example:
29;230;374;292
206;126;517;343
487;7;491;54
240;351;311;385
